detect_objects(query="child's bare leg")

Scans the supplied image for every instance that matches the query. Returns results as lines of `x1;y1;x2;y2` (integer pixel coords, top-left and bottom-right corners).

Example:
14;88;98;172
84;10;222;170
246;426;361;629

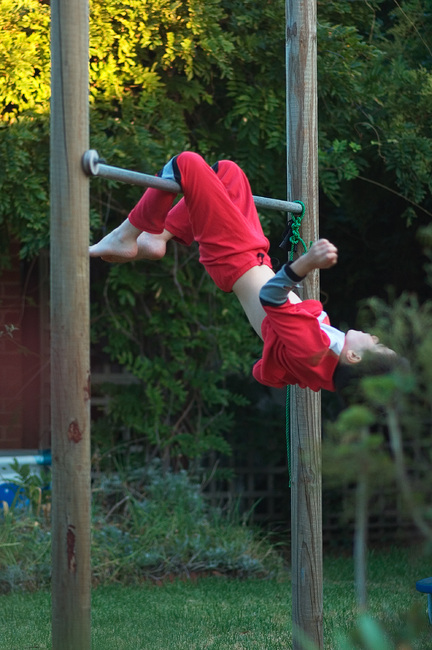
89;219;173;263
233;266;274;339
233;265;302;339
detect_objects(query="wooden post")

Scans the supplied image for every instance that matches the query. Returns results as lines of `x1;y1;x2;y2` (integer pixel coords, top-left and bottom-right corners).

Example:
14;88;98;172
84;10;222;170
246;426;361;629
50;1;91;648
285;1;323;648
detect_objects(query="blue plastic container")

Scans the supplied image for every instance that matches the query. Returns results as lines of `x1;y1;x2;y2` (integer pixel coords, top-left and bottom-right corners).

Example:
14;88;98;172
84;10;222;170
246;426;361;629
0;483;29;509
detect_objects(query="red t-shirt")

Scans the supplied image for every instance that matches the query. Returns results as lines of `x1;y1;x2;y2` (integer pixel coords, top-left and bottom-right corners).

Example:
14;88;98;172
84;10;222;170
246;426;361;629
252;299;345;392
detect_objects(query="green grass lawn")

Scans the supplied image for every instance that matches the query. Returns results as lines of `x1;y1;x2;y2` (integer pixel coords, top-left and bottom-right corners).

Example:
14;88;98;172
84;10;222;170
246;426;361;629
1;547;431;649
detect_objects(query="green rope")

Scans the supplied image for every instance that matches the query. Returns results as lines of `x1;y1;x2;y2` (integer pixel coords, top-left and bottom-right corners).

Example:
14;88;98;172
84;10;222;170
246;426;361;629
288;200;307;260
285;200;306;488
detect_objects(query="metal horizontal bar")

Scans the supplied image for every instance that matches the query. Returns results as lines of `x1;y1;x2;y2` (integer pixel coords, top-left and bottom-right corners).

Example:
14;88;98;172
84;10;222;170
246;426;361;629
252;195;301;212
82;150;302;214
96;162;182;193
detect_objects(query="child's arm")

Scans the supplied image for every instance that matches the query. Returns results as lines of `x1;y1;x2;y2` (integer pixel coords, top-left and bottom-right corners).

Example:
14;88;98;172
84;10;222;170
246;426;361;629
259;239;338;306
290;239;338;277
259;264;304;306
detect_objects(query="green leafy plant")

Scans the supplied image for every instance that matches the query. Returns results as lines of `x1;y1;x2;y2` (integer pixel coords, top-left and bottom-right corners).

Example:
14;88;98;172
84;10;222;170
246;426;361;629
0;459;283;591
6;459;51;516
91;459;283;584
324;232;432;614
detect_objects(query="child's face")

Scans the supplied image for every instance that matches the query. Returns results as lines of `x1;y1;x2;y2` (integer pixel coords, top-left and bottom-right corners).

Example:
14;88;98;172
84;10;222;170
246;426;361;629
344;329;394;356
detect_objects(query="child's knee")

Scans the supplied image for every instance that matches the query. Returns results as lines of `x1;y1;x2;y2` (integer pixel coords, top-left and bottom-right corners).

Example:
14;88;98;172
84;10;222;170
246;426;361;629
214;159;247;186
218;159;238;171
177;151;206;169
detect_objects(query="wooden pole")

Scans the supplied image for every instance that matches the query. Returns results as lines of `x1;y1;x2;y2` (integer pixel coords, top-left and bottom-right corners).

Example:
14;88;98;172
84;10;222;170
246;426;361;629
50;1;91;648
285;1;323;648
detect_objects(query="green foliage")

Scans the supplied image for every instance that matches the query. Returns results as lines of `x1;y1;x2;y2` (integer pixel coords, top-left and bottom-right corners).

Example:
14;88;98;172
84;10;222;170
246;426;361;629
333;608;430;650
0;1;50;260
323;226;432;613
0;461;283;591
324;410;394;490
0;116;50;261
325;285;432;517
317;0;432;213
2;0;431;243
91;461;284;583
323;234;432;620
91;247;256;461
0;0;50;118
356;291;432;538
2;0;432;465
0;509;51;593
319;140;364;205
5;459;51;515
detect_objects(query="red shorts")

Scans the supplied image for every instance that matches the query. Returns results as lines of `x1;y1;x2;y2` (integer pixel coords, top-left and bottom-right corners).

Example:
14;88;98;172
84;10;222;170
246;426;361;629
128;152;272;292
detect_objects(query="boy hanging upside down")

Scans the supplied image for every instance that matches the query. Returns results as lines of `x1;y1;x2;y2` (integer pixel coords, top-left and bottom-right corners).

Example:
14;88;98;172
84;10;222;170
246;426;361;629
89;151;399;393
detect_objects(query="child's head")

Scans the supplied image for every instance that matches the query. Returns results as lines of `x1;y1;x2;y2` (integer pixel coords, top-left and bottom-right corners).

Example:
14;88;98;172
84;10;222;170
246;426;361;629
340;329;394;362
333;329;403;394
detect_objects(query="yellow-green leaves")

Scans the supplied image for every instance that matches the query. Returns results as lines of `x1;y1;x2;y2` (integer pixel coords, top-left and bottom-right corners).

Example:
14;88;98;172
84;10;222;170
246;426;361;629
0;0;50;121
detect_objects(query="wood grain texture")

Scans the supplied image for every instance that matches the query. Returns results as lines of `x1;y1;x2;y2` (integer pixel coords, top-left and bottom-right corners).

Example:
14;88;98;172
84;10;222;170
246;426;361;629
286;0;323;647
50;1;91;648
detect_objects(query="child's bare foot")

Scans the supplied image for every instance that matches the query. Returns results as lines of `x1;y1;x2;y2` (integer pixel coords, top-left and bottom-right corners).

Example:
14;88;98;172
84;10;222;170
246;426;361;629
89;220;141;263
135;231;169;261
89;221;173;264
